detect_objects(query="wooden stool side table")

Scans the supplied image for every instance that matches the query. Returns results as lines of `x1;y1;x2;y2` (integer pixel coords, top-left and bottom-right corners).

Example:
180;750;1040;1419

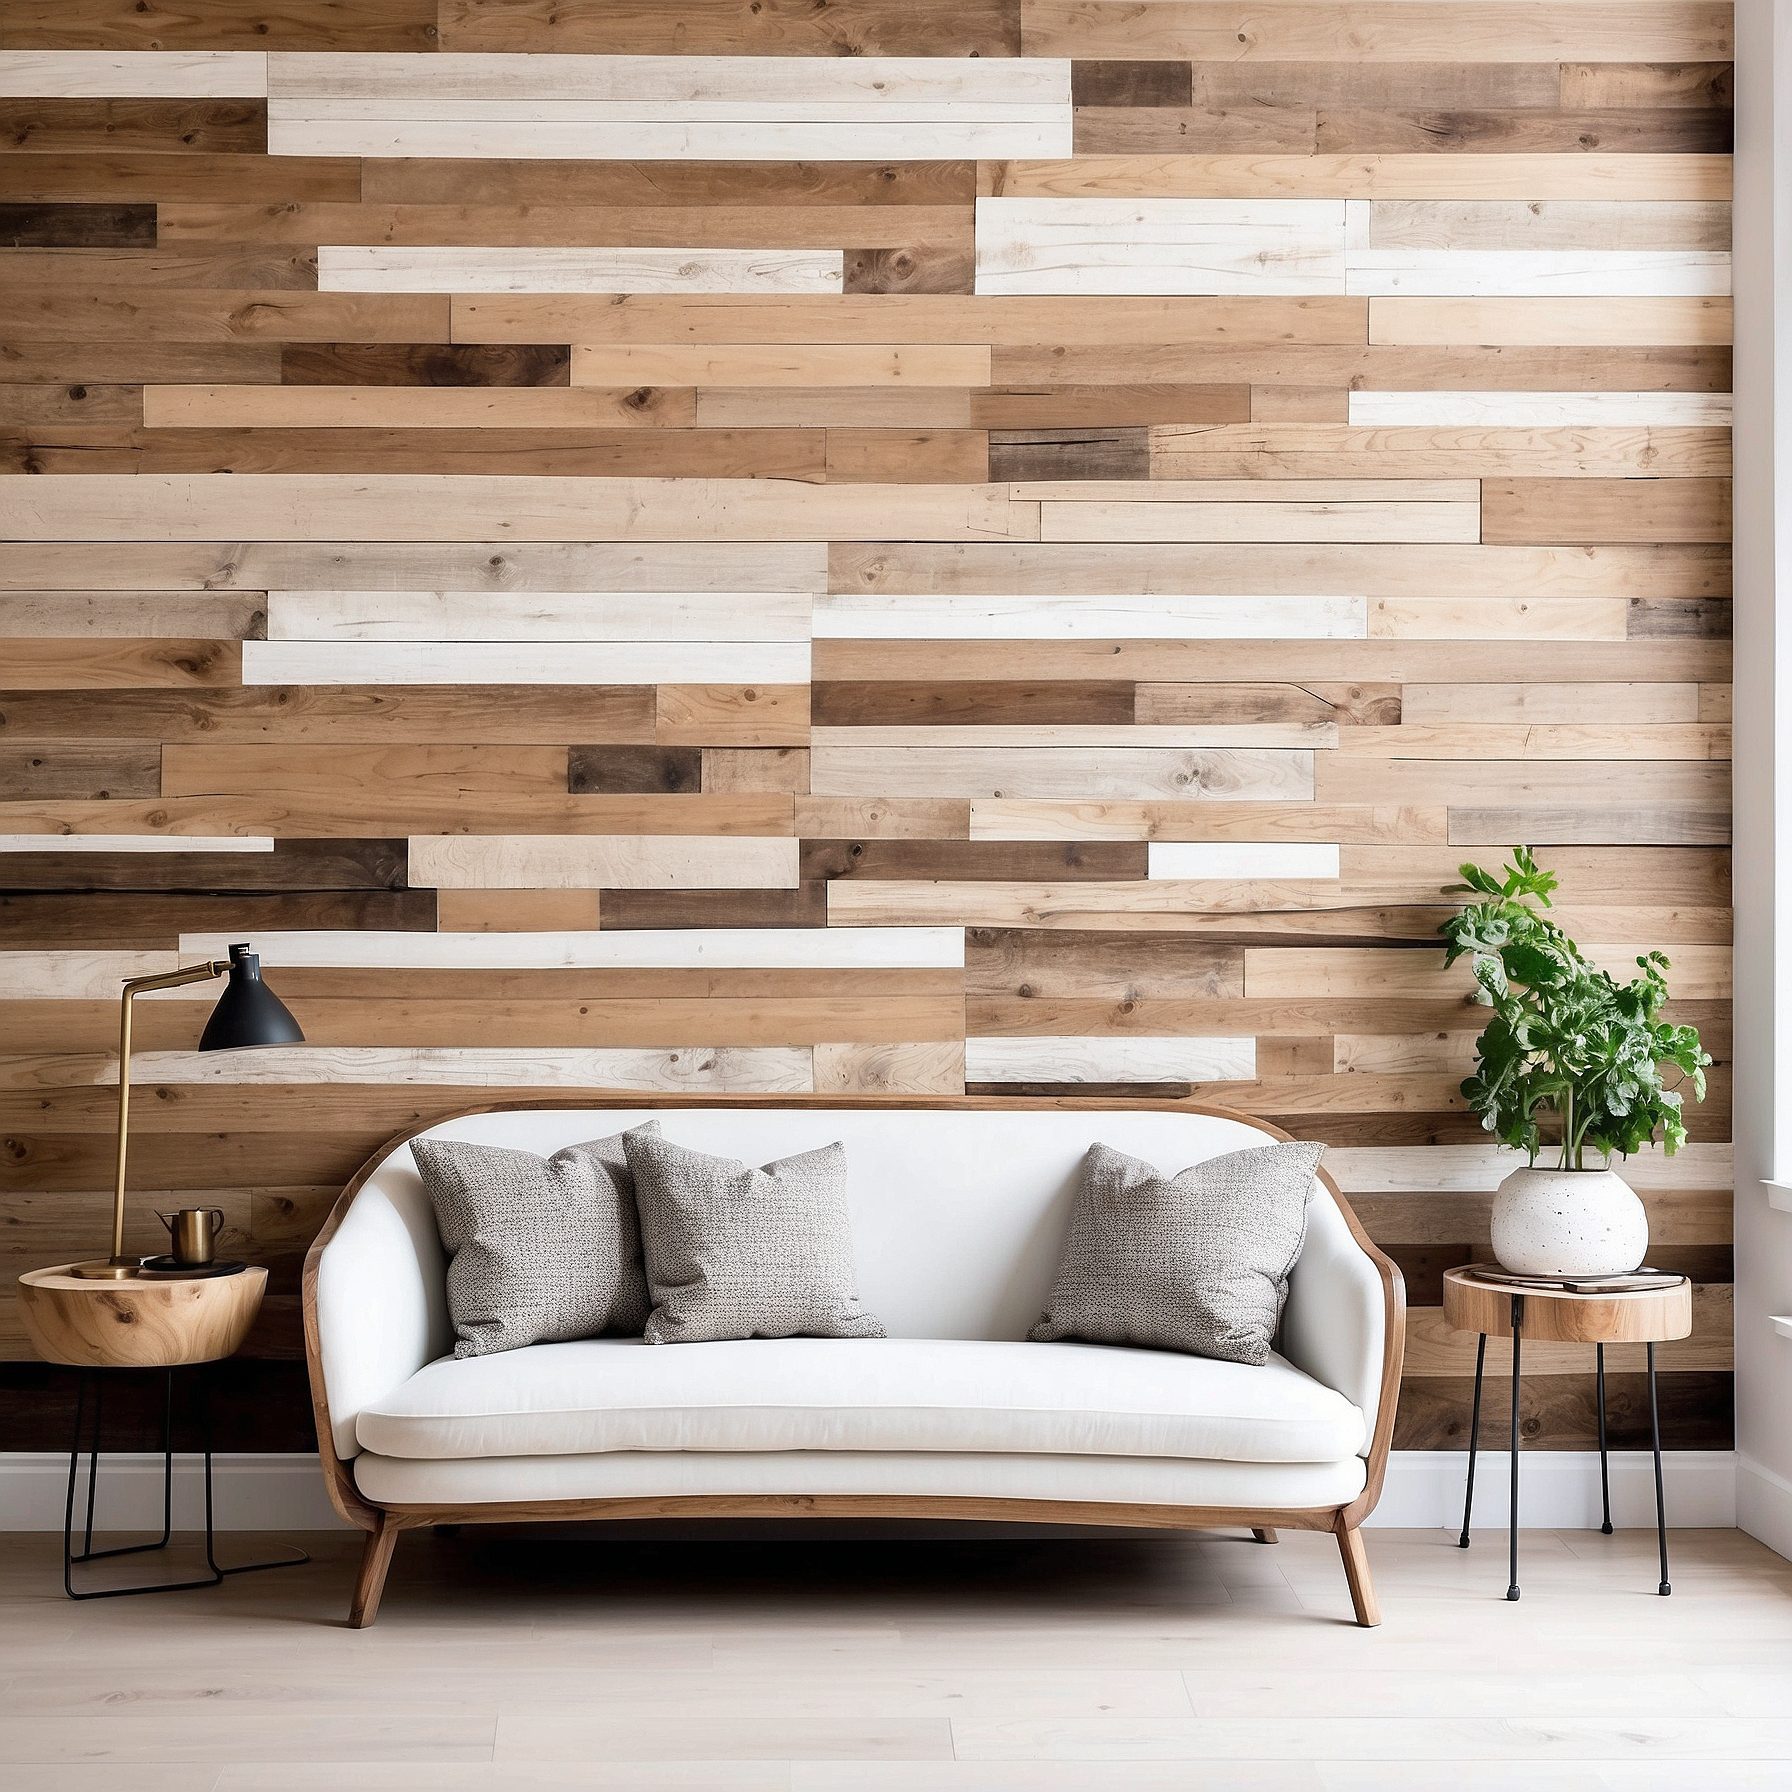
19;1264;308;1600
1442;1266;1693;1604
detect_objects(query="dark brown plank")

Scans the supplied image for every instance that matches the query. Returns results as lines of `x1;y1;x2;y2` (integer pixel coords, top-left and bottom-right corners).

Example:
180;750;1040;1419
1628;597;1734;639
0;1359;315;1450
811;680;1135;726
1395;1372;1733;1451
0;838;408;893
279;343;573;388
988;427;1150;481
597;886;829;930
1071;61;1193;107
844;246;976;295
800;839;1149;881
434;0;1020;56
0;100;267;155
0;745;159;799
0;0;438;50
0;889;436;947
0;201;154;247
568;745;704;795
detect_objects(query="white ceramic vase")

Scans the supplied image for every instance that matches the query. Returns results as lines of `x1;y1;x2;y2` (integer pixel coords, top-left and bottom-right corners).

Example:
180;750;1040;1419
1489;1164;1649;1277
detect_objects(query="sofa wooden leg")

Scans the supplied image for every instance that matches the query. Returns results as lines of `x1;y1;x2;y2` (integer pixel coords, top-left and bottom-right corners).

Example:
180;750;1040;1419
1335;1522;1380;1628
1251;1526;1278;1544
349;1514;399;1629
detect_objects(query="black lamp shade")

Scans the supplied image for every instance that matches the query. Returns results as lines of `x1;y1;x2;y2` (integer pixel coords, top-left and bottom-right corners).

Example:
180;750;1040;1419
198;943;305;1051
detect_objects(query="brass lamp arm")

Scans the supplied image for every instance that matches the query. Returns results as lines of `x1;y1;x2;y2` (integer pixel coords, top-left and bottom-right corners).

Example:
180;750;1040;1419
122;959;230;997
104;960;230;1268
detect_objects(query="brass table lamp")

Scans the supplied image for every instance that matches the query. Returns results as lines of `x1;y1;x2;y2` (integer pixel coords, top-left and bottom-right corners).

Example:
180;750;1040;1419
70;941;304;1281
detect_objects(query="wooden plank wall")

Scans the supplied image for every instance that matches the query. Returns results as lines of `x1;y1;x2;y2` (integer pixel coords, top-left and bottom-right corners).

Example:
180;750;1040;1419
0;2;1733;1454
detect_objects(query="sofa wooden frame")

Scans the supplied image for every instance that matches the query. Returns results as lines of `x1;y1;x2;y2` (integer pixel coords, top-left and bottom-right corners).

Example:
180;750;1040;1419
302;1094;1407;1628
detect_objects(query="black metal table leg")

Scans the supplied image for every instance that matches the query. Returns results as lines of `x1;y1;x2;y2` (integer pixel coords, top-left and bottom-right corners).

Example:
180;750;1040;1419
1648;1340;1671;1596
1507;1294;1523;1602
1596;1342;1613;1535
1458;1332;1487;1548
61;1365;307;1601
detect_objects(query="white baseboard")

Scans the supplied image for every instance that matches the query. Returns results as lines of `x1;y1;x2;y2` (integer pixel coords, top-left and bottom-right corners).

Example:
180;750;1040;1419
1738;1454;1792;1560
1375;1449;1737;1530
0;1453;349;1533
0;1449;1739;1532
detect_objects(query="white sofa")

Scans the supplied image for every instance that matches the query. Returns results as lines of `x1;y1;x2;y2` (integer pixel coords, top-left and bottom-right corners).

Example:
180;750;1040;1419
304;1097;1405;1626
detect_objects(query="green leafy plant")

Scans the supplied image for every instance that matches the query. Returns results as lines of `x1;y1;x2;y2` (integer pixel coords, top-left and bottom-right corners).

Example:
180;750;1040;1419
1438;847;1710;1169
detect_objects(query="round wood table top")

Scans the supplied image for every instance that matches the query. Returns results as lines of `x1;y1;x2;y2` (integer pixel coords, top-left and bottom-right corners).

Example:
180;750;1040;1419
17;1264;267;1370
1441;1265;1692;1346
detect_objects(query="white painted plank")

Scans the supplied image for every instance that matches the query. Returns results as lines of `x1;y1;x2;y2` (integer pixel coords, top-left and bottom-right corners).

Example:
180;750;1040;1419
240;640;810;686
316;247;844;295
811;726;1336;750
407;834;801;891
175;929;967;970
964;1036;1257;1085
107;1046;814;1092
279;100;1066;123
0;51;268;97
1345;250;1732;296
975;198;1348;296
273;116;1071;161
0;835;274;854
265;590;814;644
1348;390;1734;427
813;593;1367;640
810;747;1315;801
1146;843;1342;880
268;53;1071;104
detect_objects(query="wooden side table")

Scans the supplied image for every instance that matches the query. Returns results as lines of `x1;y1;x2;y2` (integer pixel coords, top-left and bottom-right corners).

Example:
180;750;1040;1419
19;1264;307;1600
1442;1266;1693;1604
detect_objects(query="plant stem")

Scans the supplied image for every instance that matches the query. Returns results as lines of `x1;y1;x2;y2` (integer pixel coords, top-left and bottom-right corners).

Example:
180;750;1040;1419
1561;1085;1575;1172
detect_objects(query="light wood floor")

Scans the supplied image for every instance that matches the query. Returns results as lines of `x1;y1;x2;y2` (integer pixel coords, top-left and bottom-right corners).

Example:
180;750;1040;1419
1;1525;1790;1787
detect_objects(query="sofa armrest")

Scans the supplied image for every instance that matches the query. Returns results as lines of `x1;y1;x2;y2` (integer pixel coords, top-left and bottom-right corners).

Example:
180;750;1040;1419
1280;1177;1406;1511
303;1150;450;1522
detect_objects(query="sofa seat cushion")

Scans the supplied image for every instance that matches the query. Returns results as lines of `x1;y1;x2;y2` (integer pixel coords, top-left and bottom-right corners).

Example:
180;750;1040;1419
354;1336;1366;1465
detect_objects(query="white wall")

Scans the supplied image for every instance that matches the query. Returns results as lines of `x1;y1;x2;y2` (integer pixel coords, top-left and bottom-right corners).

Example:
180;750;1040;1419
1732;0;1792;1561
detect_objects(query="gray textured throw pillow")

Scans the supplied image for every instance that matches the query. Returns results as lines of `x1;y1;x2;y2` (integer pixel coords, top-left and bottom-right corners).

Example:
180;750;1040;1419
1030;1139;1324;1366
625;1132;886;1345
412;1122;658;1359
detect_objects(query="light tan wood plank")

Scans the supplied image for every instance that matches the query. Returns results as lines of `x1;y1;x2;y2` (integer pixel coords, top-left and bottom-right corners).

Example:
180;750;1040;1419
986;153;1731;201
407;835;801;890
1369;296;1732;345
0;477;1036;542
573;343;992;388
